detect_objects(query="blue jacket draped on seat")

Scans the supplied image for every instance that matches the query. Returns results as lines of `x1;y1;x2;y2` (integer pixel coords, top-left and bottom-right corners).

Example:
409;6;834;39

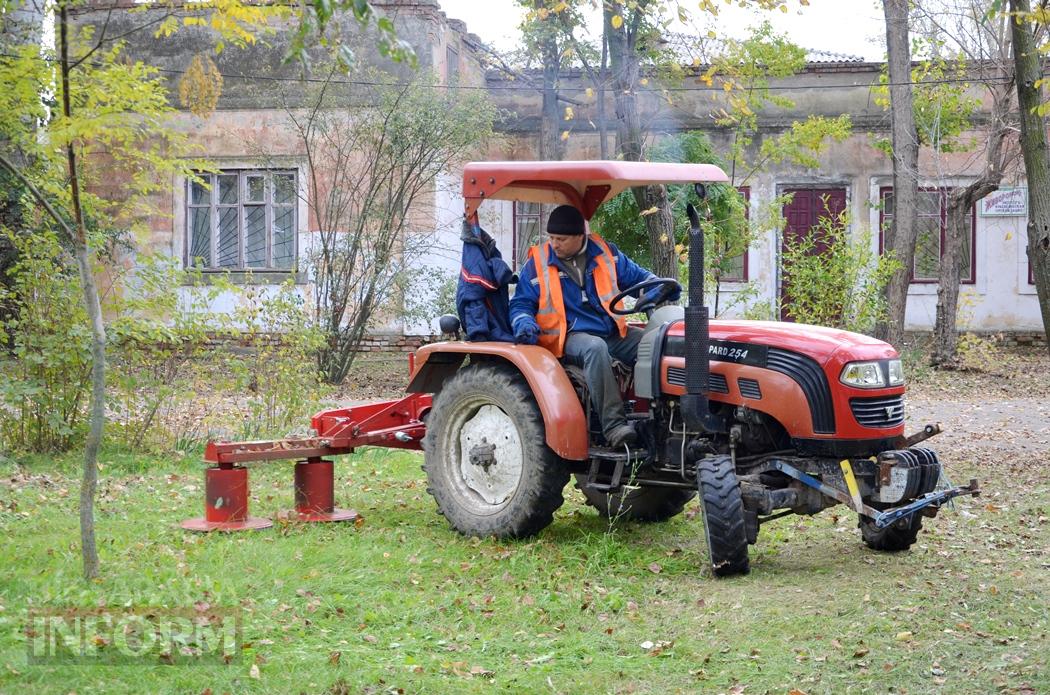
455;221;514;342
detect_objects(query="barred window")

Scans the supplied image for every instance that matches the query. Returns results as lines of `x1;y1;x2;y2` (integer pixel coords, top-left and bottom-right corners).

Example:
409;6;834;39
186;170;297;270
879;187;975;284
720;186;750;282
513;201;542;270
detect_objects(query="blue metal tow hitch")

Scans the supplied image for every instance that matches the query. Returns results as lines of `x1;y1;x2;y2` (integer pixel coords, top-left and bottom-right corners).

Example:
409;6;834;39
768;459;980;529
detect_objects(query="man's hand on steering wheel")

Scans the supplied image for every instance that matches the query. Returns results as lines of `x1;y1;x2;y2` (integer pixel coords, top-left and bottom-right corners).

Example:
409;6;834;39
608;277;682;316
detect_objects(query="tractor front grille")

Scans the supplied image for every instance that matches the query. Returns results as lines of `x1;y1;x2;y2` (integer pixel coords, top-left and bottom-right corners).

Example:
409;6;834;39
850;394;905;428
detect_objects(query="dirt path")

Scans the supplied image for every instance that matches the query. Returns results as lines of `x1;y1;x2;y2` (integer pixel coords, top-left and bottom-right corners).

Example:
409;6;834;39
908;396;1050;456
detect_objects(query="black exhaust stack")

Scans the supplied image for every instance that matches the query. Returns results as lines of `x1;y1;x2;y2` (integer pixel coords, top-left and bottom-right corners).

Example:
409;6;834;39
682;190;715;432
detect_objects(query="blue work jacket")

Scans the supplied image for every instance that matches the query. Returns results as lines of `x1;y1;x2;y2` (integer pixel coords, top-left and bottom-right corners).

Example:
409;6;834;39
510;237;664;338
455;223;515;342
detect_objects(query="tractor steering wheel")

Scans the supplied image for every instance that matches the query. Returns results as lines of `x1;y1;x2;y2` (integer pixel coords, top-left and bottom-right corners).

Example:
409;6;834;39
608;277;682;316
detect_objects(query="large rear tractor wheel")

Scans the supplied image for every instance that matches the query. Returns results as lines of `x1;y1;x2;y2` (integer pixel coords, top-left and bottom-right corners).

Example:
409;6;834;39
859;514;923;552
696;455;750;577
423;363;570;539
574;476;696;522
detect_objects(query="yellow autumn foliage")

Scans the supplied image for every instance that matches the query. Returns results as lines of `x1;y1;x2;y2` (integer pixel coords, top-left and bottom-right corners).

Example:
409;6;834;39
178;53;223;117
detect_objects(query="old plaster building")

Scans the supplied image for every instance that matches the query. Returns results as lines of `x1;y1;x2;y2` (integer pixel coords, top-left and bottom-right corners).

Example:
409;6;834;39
80;0;1043;336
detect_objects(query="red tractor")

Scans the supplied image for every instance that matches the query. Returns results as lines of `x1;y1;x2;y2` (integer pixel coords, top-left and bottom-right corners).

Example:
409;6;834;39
408;161;977;576
191;161;978;578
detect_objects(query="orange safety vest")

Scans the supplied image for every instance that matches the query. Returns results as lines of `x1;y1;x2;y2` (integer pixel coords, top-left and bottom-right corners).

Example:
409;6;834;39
529;233;627;358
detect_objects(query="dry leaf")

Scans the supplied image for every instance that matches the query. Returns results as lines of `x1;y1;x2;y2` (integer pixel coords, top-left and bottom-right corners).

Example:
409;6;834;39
648;562;662;574
249;663;260;679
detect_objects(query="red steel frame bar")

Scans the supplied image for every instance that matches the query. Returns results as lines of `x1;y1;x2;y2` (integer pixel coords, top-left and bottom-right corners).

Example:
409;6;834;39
183;393;432;531
203;393;432;467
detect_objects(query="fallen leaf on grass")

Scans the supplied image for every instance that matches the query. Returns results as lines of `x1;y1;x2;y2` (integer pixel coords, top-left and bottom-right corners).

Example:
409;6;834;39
648;562;662;574
249;663;260;679
895;631;913;642
328;651;341;665
853;648;870;658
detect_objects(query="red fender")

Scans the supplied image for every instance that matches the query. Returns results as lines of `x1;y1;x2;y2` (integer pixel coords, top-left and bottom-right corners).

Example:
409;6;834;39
407;341;589;461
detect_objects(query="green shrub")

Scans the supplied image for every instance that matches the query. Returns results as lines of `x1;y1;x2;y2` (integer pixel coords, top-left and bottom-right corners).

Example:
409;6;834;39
223;279;326;440
105;256;222;451
779;212;900;334
0;227;91;452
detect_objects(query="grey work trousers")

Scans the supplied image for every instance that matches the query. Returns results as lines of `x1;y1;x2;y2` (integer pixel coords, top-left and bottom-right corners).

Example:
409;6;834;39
562;327;644;437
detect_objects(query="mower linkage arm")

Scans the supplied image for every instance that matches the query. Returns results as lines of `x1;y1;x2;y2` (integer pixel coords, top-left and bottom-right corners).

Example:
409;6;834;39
767;458;980;529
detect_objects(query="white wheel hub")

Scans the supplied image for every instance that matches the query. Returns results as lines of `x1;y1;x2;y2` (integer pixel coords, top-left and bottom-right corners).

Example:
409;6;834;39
458;404;523;506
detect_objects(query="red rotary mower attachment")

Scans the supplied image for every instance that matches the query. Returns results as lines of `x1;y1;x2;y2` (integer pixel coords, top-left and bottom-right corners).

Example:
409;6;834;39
180;393;431;531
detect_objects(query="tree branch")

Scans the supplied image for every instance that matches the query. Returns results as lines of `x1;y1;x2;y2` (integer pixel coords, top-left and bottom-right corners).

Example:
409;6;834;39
0;154;75;243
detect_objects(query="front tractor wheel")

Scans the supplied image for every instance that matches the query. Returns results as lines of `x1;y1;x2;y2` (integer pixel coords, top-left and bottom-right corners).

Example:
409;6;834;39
859;514;923;552
423;363;570;539
696;455;750;577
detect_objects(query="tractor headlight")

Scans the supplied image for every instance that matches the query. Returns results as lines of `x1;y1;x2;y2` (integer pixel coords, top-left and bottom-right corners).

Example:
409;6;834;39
887;359;904;386
840;361;885;388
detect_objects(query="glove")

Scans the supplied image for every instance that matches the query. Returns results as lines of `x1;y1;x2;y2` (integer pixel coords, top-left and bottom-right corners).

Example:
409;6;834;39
514;319;540;345
643;284;681;306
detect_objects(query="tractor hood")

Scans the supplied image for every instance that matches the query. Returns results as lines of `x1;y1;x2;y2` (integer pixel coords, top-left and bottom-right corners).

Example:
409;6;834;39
665;319;899;366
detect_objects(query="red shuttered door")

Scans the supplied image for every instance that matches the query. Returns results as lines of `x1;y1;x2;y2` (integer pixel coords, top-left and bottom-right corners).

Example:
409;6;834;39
780;188;847;321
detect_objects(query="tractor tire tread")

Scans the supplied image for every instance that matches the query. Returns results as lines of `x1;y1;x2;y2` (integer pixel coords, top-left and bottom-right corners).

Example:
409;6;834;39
423;362;570;539
697;455;750;577
574;476;696;522
859;515;923;552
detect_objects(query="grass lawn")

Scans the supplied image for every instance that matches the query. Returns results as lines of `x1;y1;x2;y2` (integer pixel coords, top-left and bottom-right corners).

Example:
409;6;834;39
1;448;1045;694
1;347;1048;693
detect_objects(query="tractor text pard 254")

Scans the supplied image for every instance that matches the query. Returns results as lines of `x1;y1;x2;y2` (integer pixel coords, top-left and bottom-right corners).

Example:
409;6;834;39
194;161;979;578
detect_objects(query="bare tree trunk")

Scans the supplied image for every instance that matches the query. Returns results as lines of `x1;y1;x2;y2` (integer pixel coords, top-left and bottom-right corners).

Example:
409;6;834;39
933;179;1004;365
604;0;676;278
932;197;967;365
598;34;609;160
537;1;564;162
60;2;103;580
1009;0;1050;355
877;0;921;348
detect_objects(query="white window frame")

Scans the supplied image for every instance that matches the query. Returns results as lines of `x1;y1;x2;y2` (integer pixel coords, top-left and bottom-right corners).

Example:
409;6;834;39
185;169;298;271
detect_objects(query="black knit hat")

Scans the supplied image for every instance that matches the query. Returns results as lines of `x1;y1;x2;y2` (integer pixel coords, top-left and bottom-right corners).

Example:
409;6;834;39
547;205;586;235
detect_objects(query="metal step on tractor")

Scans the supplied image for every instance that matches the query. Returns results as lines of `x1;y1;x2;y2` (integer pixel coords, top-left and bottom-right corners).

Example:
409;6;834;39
185;160;979;578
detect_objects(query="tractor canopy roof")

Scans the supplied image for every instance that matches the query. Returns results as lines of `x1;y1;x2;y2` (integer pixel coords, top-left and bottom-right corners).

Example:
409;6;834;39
461;160;730;220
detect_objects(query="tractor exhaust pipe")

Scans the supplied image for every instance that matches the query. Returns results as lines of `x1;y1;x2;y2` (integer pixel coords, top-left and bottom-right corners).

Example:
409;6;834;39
681;195;712;432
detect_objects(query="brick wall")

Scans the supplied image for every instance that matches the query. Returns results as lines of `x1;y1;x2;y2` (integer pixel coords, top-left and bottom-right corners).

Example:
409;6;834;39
904;330;1047;349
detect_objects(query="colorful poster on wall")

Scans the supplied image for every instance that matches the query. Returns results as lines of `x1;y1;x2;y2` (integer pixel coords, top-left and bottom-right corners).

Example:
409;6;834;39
979;188;1027;216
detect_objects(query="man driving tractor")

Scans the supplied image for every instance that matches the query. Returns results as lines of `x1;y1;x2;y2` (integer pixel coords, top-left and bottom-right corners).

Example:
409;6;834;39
509;204;679;449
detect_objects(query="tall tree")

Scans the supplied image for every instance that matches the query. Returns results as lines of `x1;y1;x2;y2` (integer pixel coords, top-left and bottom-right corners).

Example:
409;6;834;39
878;0;922;348
277;69;495;384
603;0;677;278
1008;0;1050;353
912;1;1018;366
522;1;572;161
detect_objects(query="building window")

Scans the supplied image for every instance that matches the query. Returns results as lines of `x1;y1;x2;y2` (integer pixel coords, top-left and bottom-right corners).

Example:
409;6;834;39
512;201;541;270
187;170;297;271
879;187;975;284
446;44;459;86
719;186;750;282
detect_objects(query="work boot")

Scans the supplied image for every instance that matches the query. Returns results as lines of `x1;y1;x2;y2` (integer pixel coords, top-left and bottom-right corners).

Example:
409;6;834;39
605;422;637;448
